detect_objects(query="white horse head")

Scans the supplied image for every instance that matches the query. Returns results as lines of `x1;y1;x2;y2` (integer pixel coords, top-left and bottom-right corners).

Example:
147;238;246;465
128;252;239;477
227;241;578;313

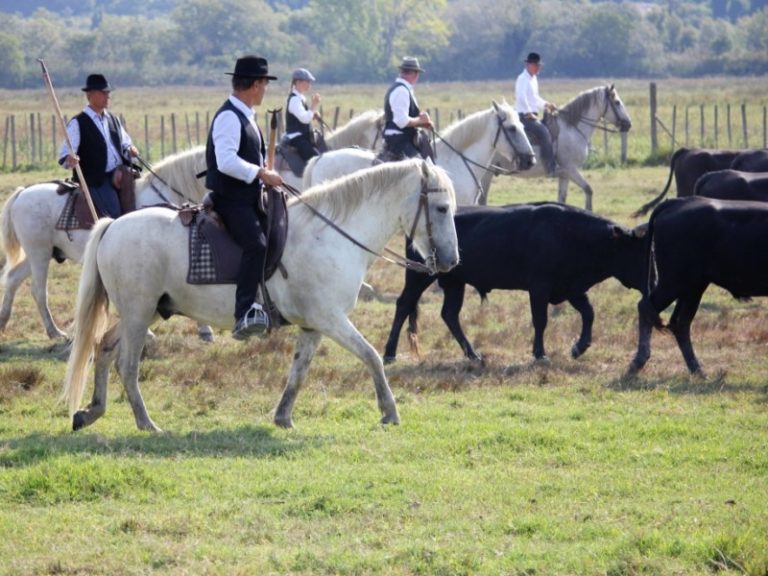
324;109;384;150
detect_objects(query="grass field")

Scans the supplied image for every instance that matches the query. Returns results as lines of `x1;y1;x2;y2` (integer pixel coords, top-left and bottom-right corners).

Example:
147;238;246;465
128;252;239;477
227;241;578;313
1;83;767;574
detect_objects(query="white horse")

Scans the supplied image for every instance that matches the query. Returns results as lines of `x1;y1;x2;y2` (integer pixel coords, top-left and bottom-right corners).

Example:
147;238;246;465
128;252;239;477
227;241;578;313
522;84;632;211
278;109;384;190
0;148;209;340
303;101;535;204
63;159;459;432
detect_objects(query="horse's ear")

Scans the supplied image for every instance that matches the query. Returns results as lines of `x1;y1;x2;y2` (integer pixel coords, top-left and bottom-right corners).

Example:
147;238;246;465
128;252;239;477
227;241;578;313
492;100;501;113
609;83;615;91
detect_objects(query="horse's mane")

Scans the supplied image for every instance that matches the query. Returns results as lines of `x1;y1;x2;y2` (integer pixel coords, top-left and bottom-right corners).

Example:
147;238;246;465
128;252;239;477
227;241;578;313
326;109;383;149
439;103;517;151
558;86;607;128
137;146;209;203
290;159;451;227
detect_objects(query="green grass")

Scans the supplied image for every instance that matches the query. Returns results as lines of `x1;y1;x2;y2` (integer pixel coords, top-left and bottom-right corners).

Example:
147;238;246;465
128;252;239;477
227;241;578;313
1;82;767;573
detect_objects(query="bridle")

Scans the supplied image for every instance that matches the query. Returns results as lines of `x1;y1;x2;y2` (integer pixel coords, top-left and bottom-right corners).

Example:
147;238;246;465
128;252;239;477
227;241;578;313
279;173;447;275
433;111;528;201
135;155;195;207
571;86;629;141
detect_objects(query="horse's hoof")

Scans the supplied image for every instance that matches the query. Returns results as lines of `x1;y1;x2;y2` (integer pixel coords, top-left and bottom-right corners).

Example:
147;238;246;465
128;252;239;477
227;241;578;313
383;355;396;365
72;411;88;432
274;416;294;429
198;332;215;343
534;355;551;366
380;413;400;426
571;342;590;359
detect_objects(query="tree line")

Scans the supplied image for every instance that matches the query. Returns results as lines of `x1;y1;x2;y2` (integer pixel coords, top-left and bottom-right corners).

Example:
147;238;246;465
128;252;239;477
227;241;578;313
0;0;766;89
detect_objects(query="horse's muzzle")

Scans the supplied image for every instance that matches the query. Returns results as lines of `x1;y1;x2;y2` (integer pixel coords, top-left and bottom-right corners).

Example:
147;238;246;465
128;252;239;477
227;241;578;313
518;154;536;171
619;120;632;132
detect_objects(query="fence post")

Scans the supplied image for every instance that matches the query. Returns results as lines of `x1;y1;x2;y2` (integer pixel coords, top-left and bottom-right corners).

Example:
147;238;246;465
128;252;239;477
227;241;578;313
649;82;657;155
2;116;8;169
195;112;200;144
333;106;340;129
671;104;677;148
727;103;732;147
685;106;689;147
714;104;718;148
741;103;748;148
763;105;766;148
51;114;57;163
185;113;192;149
160;115;165;158
11;115;17;170
171;112;177;153
30;113;36;165
37;112;43;162
435;108;440;132
699;104;705;146
144;115;150;161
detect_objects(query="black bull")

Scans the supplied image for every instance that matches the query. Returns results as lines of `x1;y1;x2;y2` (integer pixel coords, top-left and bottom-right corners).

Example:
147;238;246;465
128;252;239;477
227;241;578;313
384;203;646;363
693;169;768;202
632;147;768;216
628;196;768;376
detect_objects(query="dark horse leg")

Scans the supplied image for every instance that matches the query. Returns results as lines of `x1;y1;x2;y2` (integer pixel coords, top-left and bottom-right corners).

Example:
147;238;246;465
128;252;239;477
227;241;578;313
440;282;481;360
567;292;595;358
528;287;551;360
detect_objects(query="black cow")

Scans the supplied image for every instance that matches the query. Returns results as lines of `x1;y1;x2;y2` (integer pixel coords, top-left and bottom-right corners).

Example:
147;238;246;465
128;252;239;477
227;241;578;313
694;169;768;202
627;196;768;376
383;203;646;363
633;147;768;216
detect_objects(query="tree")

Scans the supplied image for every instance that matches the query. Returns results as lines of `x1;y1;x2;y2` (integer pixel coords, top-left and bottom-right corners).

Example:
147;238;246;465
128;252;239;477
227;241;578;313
0;33;25;88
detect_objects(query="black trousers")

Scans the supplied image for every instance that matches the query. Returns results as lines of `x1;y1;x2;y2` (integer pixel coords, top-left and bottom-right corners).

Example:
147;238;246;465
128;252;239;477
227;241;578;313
519;114;556;173
289;136;319;161
211;192;267;320
384;133;420;159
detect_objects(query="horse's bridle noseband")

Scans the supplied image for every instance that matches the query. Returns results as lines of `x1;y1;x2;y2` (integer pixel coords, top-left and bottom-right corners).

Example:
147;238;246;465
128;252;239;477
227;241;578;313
408;177;450;273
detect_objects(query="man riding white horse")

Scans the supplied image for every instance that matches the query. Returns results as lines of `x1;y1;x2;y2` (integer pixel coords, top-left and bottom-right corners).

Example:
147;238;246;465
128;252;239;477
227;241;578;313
515;52;558;177
382;57;434;161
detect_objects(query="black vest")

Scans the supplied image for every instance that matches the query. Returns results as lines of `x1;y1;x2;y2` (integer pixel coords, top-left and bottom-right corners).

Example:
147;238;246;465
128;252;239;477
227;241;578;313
72;112;125;186
285;92;311;140
384;81;420;140
205;99;265;202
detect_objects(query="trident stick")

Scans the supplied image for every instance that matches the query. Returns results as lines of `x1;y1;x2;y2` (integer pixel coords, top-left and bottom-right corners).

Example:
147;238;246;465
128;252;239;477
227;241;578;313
266;107;282;170
38;59;98;222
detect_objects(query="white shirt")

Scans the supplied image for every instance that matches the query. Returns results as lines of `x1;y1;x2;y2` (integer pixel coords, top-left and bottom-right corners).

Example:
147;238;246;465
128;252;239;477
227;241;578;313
515;69;547;115
286;88;314;139
385;78;418;134
211;95;261;184
59;106;132;172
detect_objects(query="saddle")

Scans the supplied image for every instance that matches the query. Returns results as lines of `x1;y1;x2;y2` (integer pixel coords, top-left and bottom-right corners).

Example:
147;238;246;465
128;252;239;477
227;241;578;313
54;165;141;231
525;111;560;146
377;128;434;163
180;188;289;287
275;130;330;178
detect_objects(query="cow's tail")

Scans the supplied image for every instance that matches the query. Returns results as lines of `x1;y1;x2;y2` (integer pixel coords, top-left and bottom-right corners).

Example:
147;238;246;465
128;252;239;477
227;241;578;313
638;207;669;332
62;218;114;416
632;148;684;217
302;155;321;190
0;187;25;281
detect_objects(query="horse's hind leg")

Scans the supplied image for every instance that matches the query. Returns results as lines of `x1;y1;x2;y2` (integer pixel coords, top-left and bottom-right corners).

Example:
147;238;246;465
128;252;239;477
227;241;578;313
274;328;323;428
29;253;68;339
72;322;121;431
321;316;399;425
117;318;162;432
0;258;31;333
563;170;593;212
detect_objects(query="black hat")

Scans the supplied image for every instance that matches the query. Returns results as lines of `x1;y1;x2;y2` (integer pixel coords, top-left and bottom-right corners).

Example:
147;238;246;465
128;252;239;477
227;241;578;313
226;55;278;80
524;52;542;64
82;74;112;92
399;56;425;73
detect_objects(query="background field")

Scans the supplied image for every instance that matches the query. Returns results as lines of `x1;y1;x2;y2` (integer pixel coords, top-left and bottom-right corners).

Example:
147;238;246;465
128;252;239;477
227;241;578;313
0;81;767;575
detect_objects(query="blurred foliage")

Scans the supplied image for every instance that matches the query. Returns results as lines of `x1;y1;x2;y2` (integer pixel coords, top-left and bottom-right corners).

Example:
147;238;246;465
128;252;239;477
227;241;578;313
0;0;766;88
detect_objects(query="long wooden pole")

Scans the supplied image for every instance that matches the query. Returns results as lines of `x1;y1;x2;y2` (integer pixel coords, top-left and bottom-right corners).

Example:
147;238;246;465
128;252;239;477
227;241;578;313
266;107;281;170
38;59;98;221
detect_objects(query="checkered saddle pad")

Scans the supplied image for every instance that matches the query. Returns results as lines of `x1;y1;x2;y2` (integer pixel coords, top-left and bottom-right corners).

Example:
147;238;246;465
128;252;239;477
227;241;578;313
55;183;95;231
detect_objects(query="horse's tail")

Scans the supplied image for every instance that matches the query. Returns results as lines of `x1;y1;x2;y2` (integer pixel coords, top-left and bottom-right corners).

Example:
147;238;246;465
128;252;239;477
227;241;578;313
302;155;321;190
632;148;684;217
63;218;114;416
0;187;25;277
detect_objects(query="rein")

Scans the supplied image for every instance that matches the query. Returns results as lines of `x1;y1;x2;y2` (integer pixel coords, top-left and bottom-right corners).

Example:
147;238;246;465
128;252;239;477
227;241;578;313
568;87;626;142
135;155;193;206
278;180;440;274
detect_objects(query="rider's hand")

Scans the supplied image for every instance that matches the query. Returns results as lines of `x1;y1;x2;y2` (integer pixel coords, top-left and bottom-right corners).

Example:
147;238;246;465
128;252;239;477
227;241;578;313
311;93;321;107
63;153;80;168
259;167;283;187
126;145;139;158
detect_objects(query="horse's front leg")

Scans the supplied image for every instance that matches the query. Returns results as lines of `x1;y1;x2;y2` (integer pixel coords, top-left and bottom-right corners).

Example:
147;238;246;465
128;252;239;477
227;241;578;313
274;328;322;429
563;169;594;212
0;258;31;333
322;316;399;425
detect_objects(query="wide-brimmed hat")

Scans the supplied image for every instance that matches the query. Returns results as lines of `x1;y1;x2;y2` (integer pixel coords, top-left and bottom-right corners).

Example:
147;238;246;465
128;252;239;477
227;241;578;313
82;74;112;92
524;52;542;64
226;56;277;80
292;68;316;82
399;56;425;73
